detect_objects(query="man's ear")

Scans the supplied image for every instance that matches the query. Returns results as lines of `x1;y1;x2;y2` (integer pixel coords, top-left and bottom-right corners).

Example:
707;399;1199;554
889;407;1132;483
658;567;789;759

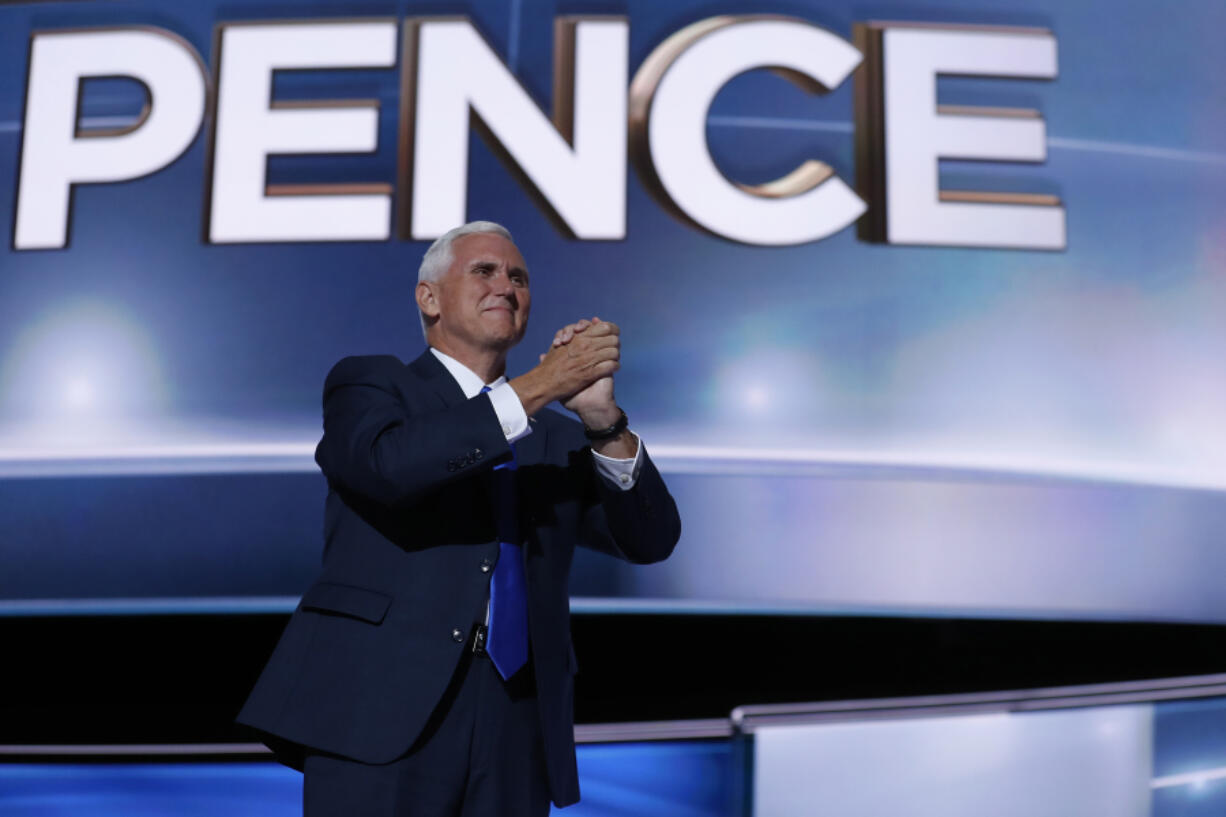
416;280;440;320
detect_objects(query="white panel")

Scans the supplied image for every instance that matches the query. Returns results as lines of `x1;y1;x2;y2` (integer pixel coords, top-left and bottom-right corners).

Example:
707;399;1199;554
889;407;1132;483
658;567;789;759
754;705;1152;817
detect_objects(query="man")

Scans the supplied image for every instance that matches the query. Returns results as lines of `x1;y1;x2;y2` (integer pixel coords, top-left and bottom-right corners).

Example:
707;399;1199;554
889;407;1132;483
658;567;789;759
237;221;681;816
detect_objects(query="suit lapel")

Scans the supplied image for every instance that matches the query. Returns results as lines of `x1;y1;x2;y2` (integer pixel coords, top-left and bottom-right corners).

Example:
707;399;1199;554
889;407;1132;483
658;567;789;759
407;349;467;409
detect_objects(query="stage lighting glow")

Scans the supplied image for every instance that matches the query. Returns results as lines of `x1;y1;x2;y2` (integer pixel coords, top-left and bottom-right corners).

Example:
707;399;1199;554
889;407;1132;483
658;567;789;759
1151;765;1226;790
63;376;95;410
712;346;826;427
0;299;167;447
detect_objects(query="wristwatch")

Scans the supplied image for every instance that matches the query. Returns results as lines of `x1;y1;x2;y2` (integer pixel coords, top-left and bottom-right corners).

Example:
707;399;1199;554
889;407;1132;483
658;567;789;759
583;409;628;441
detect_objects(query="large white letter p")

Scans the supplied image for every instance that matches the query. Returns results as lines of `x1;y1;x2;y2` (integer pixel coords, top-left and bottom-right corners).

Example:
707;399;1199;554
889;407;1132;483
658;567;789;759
14;28;206;250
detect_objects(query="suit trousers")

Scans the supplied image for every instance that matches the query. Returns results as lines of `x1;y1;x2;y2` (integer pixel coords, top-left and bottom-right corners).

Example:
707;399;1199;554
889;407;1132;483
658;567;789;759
302;630;552;817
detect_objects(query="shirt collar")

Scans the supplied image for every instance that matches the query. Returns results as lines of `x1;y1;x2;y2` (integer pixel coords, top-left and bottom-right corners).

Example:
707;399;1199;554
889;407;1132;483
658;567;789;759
429;347;507;399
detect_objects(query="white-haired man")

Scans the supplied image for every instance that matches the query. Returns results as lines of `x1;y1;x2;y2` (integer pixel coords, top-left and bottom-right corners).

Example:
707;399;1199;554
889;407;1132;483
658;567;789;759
238;221;681;816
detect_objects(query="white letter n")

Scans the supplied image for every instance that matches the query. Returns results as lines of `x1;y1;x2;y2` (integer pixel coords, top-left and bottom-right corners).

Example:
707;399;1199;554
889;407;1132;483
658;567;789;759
403;18;627;240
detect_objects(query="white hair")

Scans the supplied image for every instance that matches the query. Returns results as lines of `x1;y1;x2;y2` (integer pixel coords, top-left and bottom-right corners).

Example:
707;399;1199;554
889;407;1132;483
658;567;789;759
418;220;513;284
416;221;514;337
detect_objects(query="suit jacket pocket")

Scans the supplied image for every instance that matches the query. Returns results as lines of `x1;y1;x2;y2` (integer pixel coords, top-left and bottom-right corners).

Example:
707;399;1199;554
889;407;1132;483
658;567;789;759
300;582;392;624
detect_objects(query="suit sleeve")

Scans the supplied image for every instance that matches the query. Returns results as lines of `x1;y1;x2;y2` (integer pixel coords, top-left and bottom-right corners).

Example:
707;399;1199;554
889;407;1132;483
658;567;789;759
575;431;681;565
313;355;513;507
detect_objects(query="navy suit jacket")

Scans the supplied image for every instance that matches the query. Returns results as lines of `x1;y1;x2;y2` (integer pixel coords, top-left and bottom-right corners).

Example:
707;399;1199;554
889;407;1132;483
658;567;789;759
237;351;681;806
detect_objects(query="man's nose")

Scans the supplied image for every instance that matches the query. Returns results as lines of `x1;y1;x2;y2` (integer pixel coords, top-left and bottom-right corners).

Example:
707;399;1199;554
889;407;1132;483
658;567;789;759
490;269;517;296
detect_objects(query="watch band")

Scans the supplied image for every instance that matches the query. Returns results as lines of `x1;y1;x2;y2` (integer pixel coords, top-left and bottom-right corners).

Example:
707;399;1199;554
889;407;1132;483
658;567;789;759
583;409;628;441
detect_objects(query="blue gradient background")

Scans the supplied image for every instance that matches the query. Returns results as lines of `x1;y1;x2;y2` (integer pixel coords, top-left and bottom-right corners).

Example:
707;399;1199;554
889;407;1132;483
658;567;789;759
1;0;1224;619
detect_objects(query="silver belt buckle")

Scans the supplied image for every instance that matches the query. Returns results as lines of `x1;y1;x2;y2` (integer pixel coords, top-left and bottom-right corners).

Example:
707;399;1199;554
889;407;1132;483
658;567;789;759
472;624;488;655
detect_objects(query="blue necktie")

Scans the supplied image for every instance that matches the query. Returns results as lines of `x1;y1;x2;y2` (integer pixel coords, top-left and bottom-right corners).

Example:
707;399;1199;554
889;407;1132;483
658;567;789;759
481;386;529;680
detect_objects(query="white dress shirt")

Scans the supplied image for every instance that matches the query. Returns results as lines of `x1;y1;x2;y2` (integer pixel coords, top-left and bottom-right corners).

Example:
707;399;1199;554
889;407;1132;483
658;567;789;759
430;348;642;490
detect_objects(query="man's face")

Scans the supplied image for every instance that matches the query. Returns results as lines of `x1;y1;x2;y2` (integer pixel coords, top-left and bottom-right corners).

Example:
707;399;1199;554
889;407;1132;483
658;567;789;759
423;232;531;354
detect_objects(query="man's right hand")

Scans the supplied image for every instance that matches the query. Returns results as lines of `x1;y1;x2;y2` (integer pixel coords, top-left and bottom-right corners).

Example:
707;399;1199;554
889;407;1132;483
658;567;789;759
509;320;620;417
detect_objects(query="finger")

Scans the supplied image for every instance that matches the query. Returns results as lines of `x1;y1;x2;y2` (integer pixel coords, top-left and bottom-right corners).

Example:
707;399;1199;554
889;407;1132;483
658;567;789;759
554;322;583;346
578;335;619;351
584;347;620;366
539;353;547;362
566;345;617;369
568;318;593;336
581;318;617;335
558;318;595;333
579;321;617;338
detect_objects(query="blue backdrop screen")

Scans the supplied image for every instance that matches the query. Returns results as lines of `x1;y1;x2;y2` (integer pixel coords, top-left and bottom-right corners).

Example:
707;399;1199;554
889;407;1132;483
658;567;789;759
1;0;1224;621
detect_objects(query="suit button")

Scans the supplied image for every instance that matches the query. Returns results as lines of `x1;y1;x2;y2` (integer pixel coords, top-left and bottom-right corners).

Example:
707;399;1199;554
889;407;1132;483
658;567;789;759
480;558;494;574
451;628;464;642
474;448;484;460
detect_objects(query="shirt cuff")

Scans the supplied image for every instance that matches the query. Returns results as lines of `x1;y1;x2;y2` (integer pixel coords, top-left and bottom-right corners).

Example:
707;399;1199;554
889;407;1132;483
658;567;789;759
591;431;643;491
485;382;532;443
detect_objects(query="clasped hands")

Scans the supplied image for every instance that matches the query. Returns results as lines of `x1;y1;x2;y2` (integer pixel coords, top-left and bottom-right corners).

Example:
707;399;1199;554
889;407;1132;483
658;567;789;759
509;317;623;432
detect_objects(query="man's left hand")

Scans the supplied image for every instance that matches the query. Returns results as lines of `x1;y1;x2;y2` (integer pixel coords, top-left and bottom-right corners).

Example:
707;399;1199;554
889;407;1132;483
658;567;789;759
546;317;619;424
546;318;637;458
